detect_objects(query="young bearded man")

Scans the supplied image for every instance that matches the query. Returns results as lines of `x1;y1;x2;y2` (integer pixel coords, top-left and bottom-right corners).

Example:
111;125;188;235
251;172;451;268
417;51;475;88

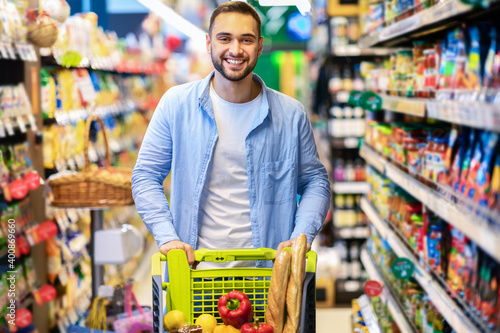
132;1;330;267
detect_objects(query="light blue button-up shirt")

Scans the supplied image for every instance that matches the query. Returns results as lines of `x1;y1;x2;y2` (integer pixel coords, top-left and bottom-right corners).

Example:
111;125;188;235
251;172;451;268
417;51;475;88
132;71;330;256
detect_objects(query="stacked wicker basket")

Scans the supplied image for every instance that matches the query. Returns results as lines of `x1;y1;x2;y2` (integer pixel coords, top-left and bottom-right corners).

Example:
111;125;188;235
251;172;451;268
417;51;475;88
49;114;134;208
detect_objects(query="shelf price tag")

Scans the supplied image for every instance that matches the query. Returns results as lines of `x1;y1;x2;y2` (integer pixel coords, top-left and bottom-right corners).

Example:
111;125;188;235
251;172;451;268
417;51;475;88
392;257;415;280
364;280;383;297
348;91;363;107
359;92;383;111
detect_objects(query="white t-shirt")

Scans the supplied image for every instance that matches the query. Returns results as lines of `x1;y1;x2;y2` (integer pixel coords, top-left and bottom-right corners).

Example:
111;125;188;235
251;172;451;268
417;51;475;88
197;82;262;268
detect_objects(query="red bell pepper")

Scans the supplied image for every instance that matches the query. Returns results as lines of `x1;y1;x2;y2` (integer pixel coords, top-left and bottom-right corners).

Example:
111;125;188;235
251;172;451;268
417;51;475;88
218;291;253;329
240;319;273;333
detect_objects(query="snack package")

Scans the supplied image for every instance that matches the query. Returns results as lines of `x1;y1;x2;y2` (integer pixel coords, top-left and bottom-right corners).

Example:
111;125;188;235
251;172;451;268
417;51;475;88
458;130;481;194
488;151;500;209
465;26;482;90
482;26;497;89
444;126;459;184
449;127;469;190
447;226;466;295
465;132;488;198
427;216;444;275
474;133;499;204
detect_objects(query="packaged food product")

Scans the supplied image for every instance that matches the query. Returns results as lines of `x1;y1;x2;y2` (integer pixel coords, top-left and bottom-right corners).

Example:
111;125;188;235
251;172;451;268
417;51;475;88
473;133;499;204
449;127;470;191
488;151;500;210
458;130;481;194
465;26;482;90
483;27;498;89
427;217;444;275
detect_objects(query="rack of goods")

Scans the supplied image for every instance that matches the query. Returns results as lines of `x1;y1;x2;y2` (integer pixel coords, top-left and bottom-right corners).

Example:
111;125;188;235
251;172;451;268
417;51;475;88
352;0;500;330
38;11;170;332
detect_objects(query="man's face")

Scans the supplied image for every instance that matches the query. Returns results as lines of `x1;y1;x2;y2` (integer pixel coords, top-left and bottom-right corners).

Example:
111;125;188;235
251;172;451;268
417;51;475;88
206;12;263;82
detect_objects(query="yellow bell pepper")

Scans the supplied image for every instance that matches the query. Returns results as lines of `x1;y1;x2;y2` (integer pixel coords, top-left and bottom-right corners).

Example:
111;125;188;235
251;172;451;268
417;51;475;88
213;324;240;333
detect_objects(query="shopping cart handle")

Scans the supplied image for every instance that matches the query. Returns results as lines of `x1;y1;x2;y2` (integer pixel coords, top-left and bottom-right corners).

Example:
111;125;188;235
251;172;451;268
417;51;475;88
158;248;317;272
195;248;276;262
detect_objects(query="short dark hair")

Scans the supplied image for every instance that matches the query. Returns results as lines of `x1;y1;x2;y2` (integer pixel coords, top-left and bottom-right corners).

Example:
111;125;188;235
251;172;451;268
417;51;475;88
209;1;262;38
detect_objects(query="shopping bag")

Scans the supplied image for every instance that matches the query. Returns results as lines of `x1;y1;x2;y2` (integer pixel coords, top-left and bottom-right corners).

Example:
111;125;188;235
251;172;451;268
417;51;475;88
112;284;153;333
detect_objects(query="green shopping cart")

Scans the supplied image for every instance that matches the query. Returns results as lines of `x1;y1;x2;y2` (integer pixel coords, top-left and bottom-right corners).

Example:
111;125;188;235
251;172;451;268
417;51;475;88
151;248;317;332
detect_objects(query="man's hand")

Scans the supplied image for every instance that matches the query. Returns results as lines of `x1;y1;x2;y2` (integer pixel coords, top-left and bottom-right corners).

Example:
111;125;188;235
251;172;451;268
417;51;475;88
276;237;311;258
160;240;195;266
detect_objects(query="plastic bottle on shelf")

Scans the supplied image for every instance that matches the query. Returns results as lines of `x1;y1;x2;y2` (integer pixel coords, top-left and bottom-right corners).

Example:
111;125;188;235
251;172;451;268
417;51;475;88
354;159;366;182
343;106;354;137
343;67;353;92
334;194;346;227
346;195;357;227
334;158;346;182
352;64;365;92
346;159;356;182
329;65;343;94
352;107;364;138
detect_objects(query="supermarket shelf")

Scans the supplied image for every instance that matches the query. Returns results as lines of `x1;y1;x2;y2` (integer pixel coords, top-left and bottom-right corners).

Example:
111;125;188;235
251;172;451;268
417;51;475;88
335;227;370;240
331;45;399;57
330;137;362;149
358;0;475;48
360;143;500;263
376;94;500;132
381;95;427;117
427;99;500;132
360;248;417;333
361;198;480;333
357;294;382;333
333;182;370;194
359;144;387;174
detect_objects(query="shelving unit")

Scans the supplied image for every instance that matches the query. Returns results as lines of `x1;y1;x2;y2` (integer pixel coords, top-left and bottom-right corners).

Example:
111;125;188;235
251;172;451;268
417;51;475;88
360;248;417;333
360;143;500;263
361;197;485;332
357;294;382;333
358;0;486;48
374;94;500;132
332;182;369;194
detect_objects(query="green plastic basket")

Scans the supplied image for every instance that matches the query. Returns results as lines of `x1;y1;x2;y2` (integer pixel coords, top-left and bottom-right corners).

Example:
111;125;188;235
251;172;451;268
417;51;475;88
151;248;317;332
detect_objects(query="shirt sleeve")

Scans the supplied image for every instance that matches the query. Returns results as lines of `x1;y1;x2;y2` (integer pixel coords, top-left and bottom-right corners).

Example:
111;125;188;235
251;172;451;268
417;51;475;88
131;91;179;248
290;105;331;245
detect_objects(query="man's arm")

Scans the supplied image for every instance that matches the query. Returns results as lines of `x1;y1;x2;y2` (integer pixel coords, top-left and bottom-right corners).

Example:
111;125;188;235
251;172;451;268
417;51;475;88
290;106;331;245
131;93;179;249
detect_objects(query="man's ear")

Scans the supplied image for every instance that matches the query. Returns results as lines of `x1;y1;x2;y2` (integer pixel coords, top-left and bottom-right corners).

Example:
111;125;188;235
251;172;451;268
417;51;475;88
258;36;264;56
206;33;211;54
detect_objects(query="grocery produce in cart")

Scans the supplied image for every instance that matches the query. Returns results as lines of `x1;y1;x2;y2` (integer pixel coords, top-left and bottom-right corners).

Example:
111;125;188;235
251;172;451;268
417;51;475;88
152;235;316;333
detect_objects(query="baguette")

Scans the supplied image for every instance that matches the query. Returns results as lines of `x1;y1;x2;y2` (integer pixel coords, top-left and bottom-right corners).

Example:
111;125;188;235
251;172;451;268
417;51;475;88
283;234;307;333
265;249;292;333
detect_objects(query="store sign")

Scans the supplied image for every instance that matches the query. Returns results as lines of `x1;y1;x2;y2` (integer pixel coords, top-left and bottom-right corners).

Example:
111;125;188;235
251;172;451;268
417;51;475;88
392;258;415;280
359;91;383;111
364;280;383;297
348;91;363;107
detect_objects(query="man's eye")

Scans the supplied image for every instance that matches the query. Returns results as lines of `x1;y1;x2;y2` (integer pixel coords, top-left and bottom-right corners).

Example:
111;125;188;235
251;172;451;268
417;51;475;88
219;37;229;42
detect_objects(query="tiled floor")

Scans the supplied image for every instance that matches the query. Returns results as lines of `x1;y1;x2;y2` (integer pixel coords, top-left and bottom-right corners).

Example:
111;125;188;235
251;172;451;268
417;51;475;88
134;244;353;332
317;308;352;332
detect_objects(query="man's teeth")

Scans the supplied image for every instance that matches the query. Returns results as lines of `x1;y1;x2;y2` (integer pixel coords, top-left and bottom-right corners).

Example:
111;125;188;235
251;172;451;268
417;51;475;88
227;59;243;65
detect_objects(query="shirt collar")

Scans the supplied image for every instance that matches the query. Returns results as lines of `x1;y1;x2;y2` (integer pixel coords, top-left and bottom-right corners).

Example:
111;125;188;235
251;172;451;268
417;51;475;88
198;71;271;125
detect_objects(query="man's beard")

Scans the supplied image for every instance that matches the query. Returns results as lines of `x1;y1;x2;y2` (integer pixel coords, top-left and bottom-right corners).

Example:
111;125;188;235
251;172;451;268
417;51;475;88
211;51;257;82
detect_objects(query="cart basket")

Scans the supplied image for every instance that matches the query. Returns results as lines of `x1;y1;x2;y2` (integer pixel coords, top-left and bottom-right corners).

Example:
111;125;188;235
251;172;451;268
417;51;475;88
151;248;317;332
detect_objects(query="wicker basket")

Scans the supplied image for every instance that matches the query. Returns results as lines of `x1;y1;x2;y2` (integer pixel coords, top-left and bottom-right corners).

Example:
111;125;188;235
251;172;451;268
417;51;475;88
27;16;59;48
49;114;134;208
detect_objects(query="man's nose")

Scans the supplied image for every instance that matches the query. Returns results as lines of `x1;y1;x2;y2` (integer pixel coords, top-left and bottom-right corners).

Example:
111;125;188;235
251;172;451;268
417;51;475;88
229;41;243;55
